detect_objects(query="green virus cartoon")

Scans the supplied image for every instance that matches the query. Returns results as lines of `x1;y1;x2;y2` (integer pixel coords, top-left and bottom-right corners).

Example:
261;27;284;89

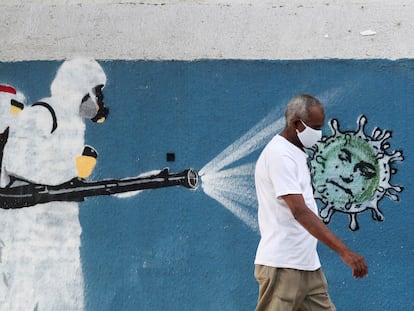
309;115;404;231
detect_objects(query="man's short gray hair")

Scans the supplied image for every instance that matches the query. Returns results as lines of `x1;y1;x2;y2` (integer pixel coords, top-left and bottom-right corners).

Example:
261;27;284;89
284;94;322;126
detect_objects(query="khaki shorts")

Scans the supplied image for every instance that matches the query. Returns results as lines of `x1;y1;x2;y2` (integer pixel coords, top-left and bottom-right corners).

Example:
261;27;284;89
254;265;336;311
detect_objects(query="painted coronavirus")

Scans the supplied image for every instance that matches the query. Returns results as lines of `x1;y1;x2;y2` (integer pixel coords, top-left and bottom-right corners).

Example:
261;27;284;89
309;115;404;230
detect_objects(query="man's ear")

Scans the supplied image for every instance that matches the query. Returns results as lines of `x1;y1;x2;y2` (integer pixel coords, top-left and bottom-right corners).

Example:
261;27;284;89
292;119;302;130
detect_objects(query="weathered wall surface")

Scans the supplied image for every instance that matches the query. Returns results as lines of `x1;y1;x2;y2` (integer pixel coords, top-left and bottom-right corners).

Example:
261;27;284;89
0;2;413;311
1;1;414;61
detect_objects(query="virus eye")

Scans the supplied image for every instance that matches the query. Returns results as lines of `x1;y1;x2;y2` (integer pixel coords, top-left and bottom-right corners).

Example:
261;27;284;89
338;148;352;163
354;161;376;179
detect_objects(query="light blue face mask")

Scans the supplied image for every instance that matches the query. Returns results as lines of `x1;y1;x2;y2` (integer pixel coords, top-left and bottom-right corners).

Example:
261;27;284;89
296;120;322;148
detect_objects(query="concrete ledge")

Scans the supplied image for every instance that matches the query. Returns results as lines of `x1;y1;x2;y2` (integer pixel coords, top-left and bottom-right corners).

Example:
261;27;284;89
1;1;413;61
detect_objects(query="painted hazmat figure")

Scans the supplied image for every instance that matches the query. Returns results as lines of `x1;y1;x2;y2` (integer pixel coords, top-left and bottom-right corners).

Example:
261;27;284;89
309;116;404;231
0;85;25;307
0;58;108;310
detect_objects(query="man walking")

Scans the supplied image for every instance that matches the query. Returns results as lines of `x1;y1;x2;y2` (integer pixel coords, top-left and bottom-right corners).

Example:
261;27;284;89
254;94;368;311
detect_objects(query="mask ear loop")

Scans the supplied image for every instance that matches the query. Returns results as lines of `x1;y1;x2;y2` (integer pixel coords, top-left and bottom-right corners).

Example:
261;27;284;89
294;119;305;134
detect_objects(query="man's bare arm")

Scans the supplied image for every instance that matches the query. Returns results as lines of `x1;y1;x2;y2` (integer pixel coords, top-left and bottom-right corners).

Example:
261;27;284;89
282;193;368;278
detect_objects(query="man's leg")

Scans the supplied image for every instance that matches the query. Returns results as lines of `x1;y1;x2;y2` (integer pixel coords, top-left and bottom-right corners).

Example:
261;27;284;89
254;265;302;311
298;269;336;311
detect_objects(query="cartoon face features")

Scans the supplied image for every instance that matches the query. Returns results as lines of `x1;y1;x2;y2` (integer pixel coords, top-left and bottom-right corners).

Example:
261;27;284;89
314;139;380;209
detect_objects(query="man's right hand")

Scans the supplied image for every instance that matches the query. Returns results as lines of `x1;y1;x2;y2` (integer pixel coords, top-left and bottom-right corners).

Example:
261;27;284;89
340;250;368;278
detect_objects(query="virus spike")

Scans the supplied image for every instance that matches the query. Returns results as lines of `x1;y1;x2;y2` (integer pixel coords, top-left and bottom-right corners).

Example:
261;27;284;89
329;119;339;135
389;150;404;163
349;213;359;231
372;127;383;140
384;190;400;201
356;115;368;135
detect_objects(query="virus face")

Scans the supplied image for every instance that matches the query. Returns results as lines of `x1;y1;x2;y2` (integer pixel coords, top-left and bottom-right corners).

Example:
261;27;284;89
309;115;404;230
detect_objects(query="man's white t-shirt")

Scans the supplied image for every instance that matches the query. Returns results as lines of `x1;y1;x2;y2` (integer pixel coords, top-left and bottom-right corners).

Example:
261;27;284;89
254;135;321;271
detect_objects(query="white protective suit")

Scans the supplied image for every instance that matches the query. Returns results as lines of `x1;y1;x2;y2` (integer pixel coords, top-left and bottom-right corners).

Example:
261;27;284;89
0;58;107;311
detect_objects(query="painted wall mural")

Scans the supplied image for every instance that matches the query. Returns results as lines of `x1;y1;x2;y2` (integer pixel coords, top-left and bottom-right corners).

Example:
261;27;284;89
0;59;412;310
0;58;111;310
0;58;200;310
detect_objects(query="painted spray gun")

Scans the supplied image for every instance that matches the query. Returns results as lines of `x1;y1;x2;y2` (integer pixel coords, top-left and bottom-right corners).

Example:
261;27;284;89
0;168;199;209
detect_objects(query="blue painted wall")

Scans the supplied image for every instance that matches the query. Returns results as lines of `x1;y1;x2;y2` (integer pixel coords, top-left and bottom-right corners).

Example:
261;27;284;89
0;59;413;310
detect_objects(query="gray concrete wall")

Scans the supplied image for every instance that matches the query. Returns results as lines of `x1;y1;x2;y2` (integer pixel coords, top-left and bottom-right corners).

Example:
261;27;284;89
1;0;413;61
